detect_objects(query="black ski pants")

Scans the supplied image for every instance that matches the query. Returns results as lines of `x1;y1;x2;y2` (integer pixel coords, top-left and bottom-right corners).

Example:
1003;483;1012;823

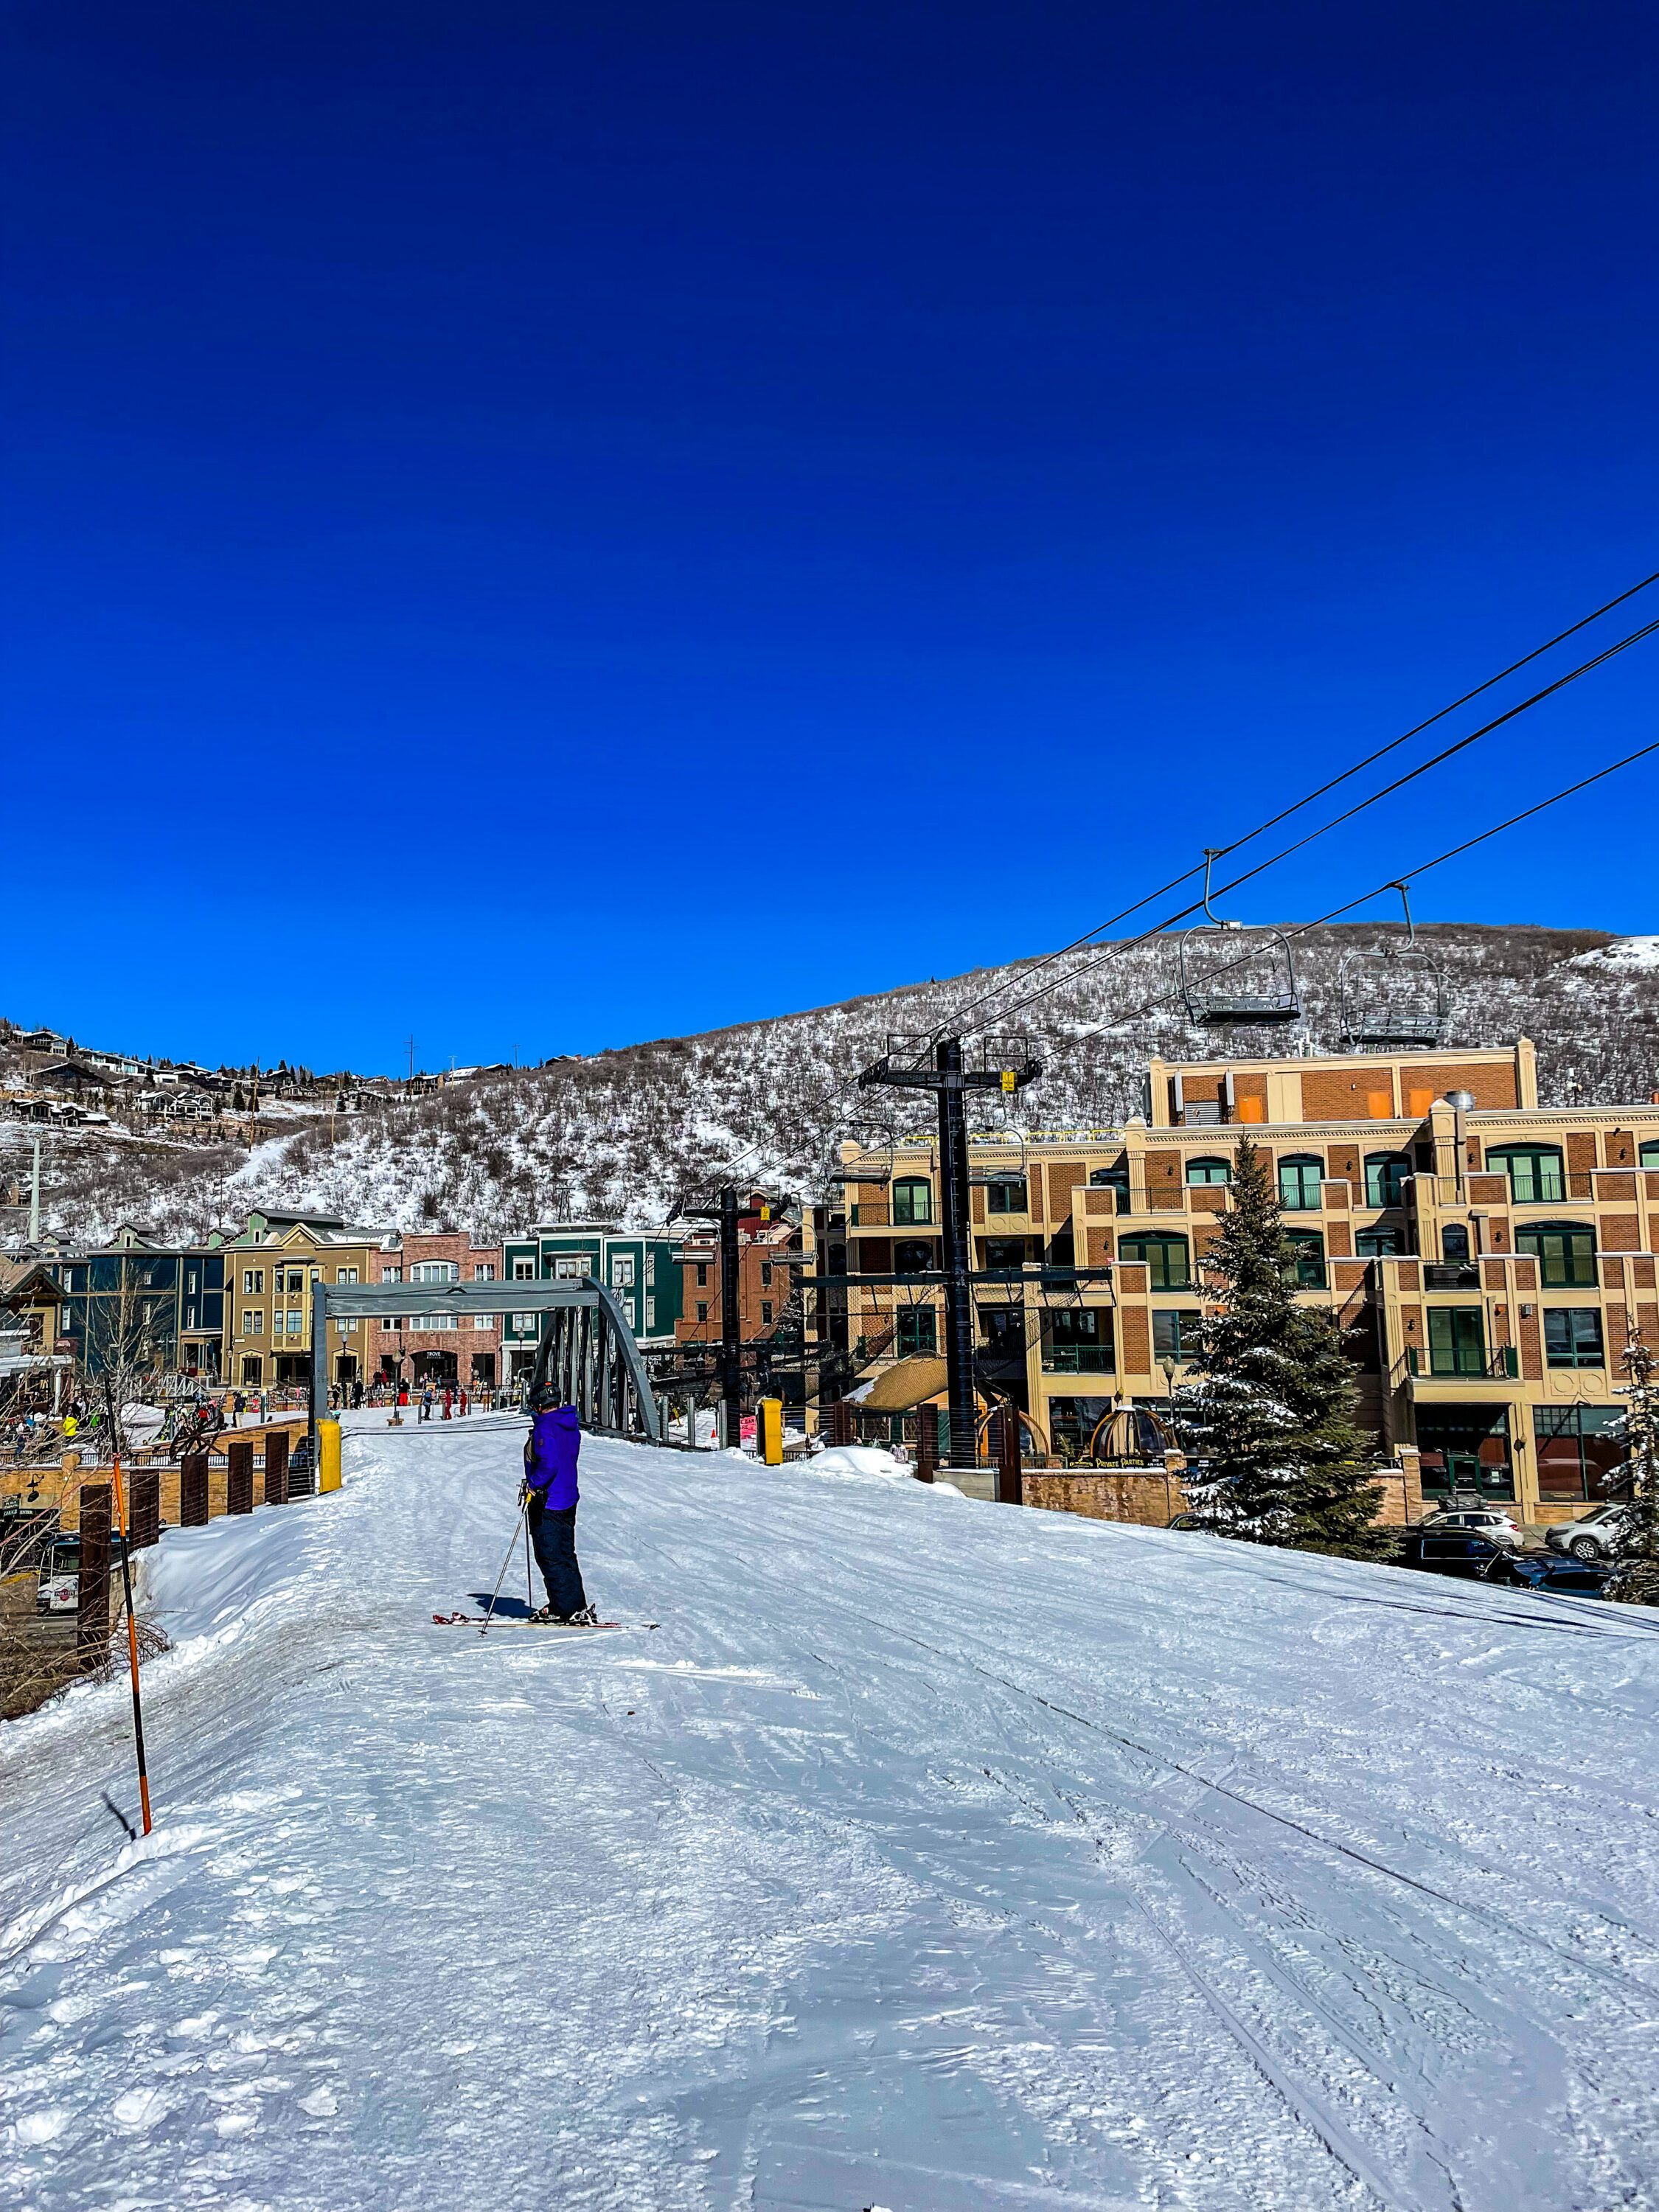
526;1500;587;1618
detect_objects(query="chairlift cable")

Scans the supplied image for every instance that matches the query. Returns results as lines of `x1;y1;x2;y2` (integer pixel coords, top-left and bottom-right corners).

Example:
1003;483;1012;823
1038;731;1659;1059
968;611;1659;1040
928;579;1659;1049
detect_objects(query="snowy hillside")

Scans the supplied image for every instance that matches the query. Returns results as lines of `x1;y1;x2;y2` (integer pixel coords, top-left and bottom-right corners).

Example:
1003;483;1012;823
12;921;1659;1245
3;1422;1658;2209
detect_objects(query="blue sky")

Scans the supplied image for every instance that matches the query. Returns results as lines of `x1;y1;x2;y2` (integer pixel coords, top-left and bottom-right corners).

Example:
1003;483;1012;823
5;2;1658;1074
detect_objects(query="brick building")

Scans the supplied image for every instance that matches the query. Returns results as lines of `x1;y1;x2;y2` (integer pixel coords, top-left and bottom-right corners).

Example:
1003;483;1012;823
374;1231;504;1388
675;1201;797;1349
813;1039;1659;1527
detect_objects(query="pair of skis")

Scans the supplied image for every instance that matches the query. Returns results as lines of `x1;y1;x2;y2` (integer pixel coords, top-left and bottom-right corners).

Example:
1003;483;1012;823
432;1610;632;1631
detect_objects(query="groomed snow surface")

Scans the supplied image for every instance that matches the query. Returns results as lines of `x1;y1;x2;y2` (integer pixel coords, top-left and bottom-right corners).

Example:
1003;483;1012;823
4;1427;1659;2211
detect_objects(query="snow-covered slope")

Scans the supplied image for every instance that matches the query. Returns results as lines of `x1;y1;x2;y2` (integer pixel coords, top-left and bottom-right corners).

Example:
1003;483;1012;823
14;920;1659;1245
4;1424;1658;2209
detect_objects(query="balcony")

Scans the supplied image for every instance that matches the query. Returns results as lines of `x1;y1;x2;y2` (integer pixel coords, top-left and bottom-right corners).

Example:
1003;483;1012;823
1040;1343;1116;1374
1397;1344;1520;1388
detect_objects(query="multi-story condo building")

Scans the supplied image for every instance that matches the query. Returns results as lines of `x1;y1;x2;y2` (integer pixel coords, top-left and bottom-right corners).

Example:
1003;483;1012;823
33;1226;226;1380
812;1039;1659;1526
372;1231;504;1388
499;1221;681;1380
218;1210;383;1389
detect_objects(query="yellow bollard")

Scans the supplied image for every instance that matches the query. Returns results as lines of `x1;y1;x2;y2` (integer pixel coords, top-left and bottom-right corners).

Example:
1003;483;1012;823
757;1398;783;1467
318;1418;342;1493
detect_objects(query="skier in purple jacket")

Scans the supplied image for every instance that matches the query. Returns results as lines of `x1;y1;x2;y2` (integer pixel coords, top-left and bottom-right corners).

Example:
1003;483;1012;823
523;1391;596;1623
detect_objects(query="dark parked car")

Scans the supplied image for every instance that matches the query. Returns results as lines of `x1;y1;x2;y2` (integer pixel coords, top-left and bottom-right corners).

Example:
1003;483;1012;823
1484;1551;1613;1598
1400;1529;1510;1579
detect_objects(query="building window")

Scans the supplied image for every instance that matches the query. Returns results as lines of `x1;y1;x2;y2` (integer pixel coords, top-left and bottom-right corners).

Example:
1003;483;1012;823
242;1310;262;1335
512;1257;536;1280
987;1178;1028;1213
1043;1308;1113;1373
1545;1309;1604;1368
473;1313;492;1330
1284;1230;1325;1288
186;1269;198;1295
1152;1308;1201;1362
554;1255;591;1279
896;1307;936;1355
760;1262;772;1287
1488;1144;1566;1204
978;1237;1020;1271
473;1262;496;1281
382;1265;403;1282
1517;1223;1596;1287
1277;1156;1323;1211
511;1312;539;1334
1356;1227;1402;1257
1186;1157;1231;1186
243;1268;264;1294
644;1296;656;1330
1534;1405;1626;1500
1364;1152;1410;1208
411;1261;458;1283
895;1237;936;1274
611;1255;636;1287
1441;1224;1470;1262
1642;1141;1659;1169
645;1253;655;1287
335;1266;359;1284
1427;1307;1485;1377
760;1301;773;1325
695;1301;709;1322
892;1177;933;1225
1119;1233;1190;1289
695;1262;709;1287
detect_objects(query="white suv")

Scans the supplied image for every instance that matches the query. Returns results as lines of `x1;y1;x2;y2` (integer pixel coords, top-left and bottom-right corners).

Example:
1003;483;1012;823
1545;1503;1627;1562
1419;1506;1523;1548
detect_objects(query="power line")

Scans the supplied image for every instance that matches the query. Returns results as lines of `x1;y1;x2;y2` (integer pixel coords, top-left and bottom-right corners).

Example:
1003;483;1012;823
927;567;1659;1048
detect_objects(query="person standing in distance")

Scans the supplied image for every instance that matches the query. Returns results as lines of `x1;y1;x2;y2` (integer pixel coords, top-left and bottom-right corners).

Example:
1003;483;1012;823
523;1387;596;1624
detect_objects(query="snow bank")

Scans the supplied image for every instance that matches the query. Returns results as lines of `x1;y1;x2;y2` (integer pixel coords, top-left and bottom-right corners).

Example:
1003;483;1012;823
2;1425;1658;2211
1572;933;1659;970
801;1442;908;1480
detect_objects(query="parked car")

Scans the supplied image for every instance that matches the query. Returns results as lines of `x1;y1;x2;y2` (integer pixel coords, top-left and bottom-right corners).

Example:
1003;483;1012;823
1399;1530;1509;1579
1166;1512;1209;1531
1544;1503;1627;1562
1419;1507;1523;1548
1484;1551;1613;1598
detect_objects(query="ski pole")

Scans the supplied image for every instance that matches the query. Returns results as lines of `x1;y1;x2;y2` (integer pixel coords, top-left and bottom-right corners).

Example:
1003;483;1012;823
479;1491;525;1639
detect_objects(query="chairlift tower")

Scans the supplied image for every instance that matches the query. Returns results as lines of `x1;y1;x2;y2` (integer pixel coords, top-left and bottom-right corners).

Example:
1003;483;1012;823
858;1034;1041;1466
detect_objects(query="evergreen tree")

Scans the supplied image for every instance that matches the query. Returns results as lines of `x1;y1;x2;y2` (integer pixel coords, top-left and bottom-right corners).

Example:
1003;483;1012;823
1608;1339;1659;1607
1174;1135;1391;1557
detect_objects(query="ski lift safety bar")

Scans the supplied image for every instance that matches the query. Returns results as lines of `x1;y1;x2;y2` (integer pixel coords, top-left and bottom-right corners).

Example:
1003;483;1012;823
309;1278;665;1457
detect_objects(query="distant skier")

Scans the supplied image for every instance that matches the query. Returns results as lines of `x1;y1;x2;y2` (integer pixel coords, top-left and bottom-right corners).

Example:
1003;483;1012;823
522;1388;595;1624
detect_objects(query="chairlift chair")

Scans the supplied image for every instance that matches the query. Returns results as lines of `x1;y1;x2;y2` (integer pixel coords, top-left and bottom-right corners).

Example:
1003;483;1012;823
1338;883;1448;1049
1177;852;1302;1027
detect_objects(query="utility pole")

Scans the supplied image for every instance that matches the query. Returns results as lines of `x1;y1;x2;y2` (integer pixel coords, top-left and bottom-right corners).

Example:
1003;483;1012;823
29;1132;41;1245
860;1036;1040;1466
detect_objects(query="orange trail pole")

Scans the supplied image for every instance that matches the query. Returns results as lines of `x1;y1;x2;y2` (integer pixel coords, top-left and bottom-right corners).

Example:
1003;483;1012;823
109;1455;153;1836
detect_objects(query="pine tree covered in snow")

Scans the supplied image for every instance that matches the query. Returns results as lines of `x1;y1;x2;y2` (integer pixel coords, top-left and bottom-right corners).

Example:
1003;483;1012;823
1176;1136;1391;1558
1608;1339;1659;1607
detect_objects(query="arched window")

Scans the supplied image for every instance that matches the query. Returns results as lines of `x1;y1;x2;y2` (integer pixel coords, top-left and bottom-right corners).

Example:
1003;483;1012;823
1278;1155;1324;1211
1516;1222;1596;1288
1487;1144;1565;1205
1186;1157;1231;1185
1284;1229;1326;1287
1641;1141;1659;1170
894;1239;936;1275
1364;1152;1411;1208
891;1177;933;1226
1119;1232;1190;1289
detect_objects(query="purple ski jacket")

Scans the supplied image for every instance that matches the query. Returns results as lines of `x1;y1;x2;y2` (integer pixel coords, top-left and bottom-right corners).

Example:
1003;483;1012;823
525;1404;581;1511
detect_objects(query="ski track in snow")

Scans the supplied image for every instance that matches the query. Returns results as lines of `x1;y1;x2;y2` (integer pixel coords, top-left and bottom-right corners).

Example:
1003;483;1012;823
2;1429;1658;2211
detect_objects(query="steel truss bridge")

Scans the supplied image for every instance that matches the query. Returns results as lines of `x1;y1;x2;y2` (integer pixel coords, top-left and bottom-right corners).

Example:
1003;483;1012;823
309;1279;665;1457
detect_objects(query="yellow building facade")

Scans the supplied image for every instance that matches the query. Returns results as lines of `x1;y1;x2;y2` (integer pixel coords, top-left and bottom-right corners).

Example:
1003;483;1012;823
818;1040;1659;1526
